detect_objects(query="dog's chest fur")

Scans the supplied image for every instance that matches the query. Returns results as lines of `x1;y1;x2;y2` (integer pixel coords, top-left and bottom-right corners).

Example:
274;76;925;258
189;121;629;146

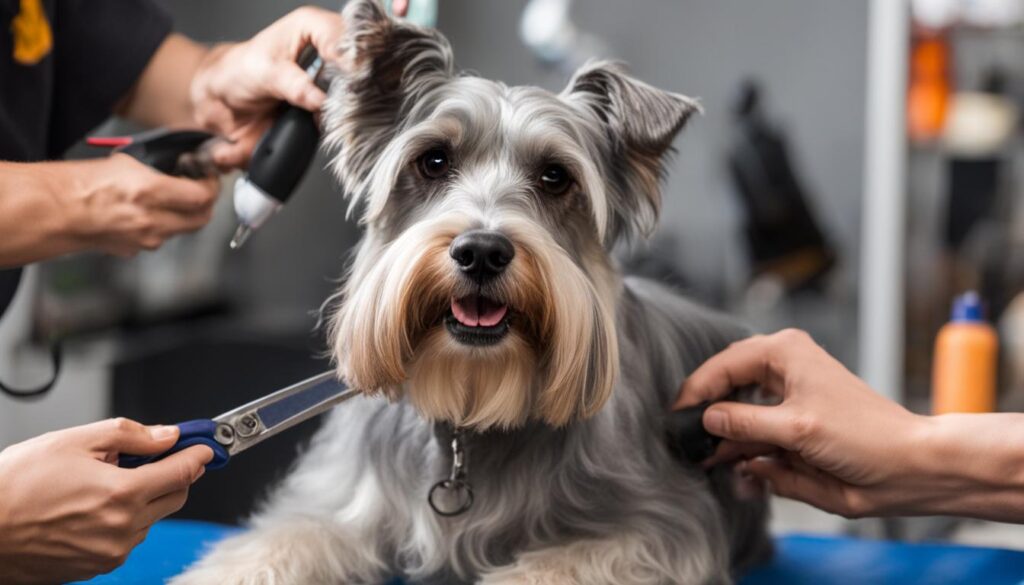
257;277;769;583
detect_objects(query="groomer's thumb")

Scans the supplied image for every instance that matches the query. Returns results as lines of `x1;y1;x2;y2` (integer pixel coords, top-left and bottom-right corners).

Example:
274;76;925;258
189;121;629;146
86;417;180;456
269;63;326;112
702;403;796;450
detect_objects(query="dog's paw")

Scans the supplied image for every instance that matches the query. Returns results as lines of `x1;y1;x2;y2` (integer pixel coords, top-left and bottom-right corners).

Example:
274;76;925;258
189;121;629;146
168;564;277;585
167;536;288;585
167;519;383;585
168;569;251;585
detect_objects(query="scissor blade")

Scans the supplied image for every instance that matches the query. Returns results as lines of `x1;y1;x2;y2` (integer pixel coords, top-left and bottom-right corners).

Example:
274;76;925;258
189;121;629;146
256;374;349;429
214;371;358;456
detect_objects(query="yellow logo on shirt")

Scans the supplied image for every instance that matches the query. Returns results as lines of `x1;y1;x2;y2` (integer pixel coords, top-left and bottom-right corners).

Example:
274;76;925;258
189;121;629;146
11;0;52;65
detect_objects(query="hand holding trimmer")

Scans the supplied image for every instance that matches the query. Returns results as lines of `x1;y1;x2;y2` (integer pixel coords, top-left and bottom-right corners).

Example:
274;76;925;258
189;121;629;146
228;46;325;249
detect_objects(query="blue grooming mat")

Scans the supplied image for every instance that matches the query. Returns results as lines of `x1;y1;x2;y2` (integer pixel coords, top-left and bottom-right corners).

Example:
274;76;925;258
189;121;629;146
76;520;1024;585
742;534;1024;585
70;520;241;585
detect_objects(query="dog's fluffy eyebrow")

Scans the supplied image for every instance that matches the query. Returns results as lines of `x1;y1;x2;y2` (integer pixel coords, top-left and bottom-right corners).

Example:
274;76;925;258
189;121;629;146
357;83;500;221
360;117;465;221
512;133;609;237
502;106;610;239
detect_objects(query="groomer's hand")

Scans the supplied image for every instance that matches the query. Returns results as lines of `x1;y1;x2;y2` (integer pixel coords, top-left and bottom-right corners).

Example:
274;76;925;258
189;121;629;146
0;156;219;267
0;418;212;585
189;6;342;170
674;330;936;518
189;3;408;169
54;154;220;258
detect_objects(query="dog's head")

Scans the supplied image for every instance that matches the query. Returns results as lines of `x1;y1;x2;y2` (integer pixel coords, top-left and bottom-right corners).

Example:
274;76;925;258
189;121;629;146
325;0;698;430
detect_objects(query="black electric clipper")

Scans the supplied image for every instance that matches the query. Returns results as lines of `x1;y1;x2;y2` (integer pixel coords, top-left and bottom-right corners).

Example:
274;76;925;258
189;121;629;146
229;45;325;249
666;401;723;464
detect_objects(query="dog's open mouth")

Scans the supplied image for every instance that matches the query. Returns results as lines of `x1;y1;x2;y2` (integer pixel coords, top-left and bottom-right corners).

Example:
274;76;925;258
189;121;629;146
445;294;510;346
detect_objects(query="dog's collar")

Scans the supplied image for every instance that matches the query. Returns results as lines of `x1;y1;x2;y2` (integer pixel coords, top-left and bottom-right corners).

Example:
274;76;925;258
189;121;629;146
428;422;474;516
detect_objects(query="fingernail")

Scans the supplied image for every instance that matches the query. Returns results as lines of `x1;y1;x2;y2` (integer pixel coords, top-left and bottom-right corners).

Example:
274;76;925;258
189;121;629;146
703;409;726;434
193;465;206;482
150;425;178;441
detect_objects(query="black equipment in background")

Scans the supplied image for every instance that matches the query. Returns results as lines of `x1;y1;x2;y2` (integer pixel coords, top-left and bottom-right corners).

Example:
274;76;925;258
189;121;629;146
726;81;836;292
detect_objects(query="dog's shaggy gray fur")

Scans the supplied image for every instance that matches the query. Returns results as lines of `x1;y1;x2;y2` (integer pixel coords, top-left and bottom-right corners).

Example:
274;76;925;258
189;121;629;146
174;1;770;583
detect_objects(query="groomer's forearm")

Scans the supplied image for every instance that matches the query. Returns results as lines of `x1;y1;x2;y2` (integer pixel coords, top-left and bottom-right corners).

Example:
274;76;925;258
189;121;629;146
115;34;214;128
913;413;1024;522
0;162;80;267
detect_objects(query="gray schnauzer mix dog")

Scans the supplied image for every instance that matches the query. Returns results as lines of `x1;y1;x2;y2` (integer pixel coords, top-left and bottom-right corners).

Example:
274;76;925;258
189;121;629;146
175;1;770;583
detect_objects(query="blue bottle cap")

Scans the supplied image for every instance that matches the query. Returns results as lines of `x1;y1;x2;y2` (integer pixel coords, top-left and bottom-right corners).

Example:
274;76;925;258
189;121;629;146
951;291;985;322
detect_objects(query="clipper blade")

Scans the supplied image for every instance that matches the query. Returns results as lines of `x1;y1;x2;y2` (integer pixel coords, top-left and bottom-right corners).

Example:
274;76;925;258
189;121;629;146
230;224;253;250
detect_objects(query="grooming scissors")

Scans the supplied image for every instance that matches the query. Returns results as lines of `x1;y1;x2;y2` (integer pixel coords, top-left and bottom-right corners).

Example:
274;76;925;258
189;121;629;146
118;371;358;470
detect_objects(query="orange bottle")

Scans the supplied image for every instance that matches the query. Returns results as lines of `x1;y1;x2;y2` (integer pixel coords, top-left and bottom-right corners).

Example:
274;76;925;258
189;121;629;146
932;291;999;414
907;32;951;144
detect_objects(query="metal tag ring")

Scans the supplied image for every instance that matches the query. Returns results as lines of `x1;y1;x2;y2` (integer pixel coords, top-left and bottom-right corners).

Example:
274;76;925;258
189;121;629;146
428;479;474;517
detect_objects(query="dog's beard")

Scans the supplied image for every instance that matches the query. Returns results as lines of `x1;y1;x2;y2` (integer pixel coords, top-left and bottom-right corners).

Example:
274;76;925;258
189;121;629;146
331;212;620;430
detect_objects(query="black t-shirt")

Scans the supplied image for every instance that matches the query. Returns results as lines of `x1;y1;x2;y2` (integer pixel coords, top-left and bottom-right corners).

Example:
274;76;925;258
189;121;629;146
0;0;172;319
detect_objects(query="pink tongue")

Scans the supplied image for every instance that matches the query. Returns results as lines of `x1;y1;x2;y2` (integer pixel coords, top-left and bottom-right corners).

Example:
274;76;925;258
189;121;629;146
451;296;508;327
478;297;508;327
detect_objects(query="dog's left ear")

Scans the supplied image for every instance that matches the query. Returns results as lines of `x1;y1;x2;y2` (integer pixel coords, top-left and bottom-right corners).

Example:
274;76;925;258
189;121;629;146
323;0;454;218
563;61;701;240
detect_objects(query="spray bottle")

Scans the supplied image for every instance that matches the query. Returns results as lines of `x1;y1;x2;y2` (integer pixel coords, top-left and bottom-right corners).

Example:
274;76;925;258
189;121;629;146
932;291;999;414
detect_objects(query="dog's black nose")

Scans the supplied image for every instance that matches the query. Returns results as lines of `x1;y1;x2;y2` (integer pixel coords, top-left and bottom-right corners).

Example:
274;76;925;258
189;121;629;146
450;230;515;280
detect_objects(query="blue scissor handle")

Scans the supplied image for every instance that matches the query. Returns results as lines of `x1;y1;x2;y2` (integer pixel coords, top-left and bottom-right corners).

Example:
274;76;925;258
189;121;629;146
118;419;231;471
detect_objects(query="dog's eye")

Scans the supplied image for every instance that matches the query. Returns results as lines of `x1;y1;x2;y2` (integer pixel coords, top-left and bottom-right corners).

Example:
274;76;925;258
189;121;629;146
419;149;450;179
539;164;572;196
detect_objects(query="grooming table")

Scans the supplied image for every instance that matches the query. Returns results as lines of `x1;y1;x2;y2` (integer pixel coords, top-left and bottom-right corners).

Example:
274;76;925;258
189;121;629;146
75;520;1024;585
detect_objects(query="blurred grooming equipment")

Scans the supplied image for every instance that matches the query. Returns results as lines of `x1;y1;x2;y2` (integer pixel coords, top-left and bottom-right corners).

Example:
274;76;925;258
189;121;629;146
386;0;437;26
519;0;606;72
726;81;836;293
942;68;1017;251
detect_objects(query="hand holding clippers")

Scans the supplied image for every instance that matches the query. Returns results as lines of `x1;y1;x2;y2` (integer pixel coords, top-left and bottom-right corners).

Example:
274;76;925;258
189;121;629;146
228;45;325;249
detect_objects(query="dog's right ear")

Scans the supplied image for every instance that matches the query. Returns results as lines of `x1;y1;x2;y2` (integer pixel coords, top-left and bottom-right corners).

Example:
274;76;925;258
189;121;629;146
563;61;700;242
323;0;454;213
